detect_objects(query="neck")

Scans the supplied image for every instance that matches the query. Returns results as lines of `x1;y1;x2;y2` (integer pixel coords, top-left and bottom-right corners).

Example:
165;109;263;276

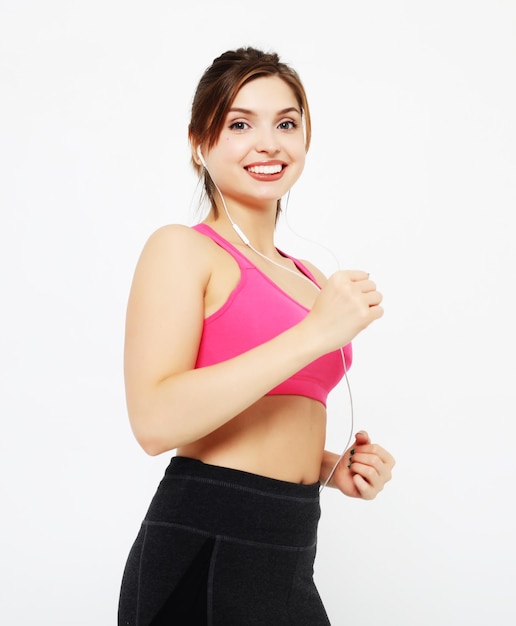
208;199;279;256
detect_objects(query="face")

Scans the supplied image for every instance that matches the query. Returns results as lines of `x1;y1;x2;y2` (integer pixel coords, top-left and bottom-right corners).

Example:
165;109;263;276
200;76;306;211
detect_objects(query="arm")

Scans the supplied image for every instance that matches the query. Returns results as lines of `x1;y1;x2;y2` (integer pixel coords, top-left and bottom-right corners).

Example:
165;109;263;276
320;432;395;499
301;261;396;498
124;226;383;455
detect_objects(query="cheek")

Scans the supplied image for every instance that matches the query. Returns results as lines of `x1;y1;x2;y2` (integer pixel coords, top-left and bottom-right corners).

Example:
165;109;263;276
222;139;249;163
288;152;305;186
292;137;306;161
294;147;306;170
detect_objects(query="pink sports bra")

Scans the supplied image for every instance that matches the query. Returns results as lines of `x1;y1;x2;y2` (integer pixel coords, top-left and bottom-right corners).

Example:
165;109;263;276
193;223;351;407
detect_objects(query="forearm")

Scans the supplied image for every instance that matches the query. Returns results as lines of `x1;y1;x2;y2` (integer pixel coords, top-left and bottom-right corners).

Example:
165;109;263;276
128;318;324;455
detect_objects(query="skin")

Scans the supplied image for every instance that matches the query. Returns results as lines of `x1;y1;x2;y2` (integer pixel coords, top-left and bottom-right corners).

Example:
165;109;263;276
124;76;395;496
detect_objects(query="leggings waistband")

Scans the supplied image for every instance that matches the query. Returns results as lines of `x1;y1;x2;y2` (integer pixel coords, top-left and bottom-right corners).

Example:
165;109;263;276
144;456;321;549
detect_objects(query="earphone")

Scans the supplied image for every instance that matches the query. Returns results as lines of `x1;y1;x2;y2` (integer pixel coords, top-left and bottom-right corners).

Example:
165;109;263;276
197;146;255;249
196;147;355;490
197;145;207;168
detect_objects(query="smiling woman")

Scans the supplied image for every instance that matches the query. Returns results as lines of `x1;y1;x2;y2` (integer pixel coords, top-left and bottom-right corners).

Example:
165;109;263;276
195;76;306;220
117;46;395;625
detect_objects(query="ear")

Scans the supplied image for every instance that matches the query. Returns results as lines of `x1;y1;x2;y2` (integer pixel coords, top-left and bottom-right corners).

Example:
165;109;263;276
195;145;208;170
191;142;202;166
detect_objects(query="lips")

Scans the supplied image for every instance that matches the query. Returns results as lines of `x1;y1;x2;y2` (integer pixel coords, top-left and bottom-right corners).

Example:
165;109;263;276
245;161;286;180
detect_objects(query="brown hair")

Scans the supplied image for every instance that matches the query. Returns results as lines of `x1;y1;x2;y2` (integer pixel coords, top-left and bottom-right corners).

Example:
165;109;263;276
188;47;312;219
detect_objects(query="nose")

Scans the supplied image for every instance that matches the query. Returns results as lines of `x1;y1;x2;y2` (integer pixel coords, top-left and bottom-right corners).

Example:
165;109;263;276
255;127;280;154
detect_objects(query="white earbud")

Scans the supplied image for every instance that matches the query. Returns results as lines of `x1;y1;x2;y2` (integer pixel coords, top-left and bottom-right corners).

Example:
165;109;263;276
197;145;207;168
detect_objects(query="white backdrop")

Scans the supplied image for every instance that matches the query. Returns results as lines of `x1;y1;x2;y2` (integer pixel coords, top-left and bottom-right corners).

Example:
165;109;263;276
1;1;515;624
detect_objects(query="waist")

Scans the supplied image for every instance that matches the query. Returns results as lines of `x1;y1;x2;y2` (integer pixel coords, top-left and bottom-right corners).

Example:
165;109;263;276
177;395;327;484
144;455;321;548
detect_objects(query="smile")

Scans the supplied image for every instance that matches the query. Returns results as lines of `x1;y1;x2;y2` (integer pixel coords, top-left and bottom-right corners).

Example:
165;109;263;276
246;164;284;175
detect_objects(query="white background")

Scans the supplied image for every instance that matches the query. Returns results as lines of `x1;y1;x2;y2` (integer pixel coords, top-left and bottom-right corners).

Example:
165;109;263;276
1;1;515;624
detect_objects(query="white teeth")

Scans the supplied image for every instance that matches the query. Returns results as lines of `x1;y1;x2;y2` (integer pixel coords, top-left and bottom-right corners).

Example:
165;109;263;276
247;164;282;174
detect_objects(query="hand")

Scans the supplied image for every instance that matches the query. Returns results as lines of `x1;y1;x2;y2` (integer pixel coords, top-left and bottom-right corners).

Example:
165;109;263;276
307;270;384;353
331;431;395;500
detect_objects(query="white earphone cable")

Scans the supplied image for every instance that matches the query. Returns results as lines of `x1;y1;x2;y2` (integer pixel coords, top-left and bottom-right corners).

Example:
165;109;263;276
201;159;354;493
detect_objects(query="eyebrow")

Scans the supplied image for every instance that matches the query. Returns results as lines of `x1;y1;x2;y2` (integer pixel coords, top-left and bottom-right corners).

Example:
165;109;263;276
228;106;301;116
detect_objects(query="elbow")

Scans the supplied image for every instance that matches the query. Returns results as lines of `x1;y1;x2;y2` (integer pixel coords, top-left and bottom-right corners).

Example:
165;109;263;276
134;429;175;457
126;387;196;455
129;410;178;457
140;439;170;457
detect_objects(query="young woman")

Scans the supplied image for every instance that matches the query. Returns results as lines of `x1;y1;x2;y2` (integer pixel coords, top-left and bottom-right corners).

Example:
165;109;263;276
118;47;395;625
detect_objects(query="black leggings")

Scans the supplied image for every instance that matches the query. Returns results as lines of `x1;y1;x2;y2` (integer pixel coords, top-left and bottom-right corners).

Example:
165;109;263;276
118;456;330;625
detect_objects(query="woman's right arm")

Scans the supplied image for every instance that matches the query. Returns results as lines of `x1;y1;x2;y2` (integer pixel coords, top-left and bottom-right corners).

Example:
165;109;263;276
124;225;382;455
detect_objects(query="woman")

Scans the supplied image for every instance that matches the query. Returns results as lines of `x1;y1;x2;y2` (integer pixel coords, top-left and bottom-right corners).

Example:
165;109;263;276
118;47;395;625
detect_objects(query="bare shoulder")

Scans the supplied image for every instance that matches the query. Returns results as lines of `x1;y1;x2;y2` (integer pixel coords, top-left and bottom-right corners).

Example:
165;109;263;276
298;258;328;286
141;223;209;259
135;223;214;278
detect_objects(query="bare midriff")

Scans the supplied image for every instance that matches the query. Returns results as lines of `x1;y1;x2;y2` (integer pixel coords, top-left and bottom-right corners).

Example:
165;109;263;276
177;394;327;484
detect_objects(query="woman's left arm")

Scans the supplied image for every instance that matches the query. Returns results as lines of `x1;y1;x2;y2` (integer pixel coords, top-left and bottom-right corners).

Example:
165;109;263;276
320;431;395;499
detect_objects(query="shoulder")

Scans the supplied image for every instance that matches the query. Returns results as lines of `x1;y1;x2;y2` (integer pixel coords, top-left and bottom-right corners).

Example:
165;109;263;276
137;223;214;272
127;224;219;299
142;223;208;255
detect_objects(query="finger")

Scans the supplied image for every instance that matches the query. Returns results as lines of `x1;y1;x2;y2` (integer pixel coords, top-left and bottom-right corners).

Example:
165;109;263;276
346;431;370;467
359;279;378;293
350;447;393;471
329;270;369;291
350;453;393;486
354;430;370;445
366;444;396;468
352;441;395;468
365;292;383;308
341;269;370;282
352;458;389;491
352;473;380;500
348;457;381;480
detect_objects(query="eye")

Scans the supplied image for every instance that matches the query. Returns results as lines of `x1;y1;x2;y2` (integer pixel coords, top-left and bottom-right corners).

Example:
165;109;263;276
278;120;298;131
229;120;250;131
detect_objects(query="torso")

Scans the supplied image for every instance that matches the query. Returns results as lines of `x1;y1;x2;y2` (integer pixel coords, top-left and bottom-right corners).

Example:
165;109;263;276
178;396;327;484
176;221;335;484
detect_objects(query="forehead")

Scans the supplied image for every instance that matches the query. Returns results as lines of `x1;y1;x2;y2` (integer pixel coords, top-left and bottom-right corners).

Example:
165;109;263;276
231;76;299;112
